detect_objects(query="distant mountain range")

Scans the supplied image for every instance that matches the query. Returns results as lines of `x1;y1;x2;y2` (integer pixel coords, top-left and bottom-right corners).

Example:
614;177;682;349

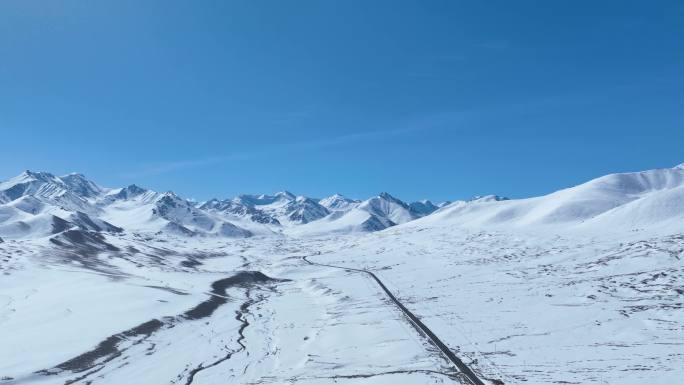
3;163;684;241
0;171;448;239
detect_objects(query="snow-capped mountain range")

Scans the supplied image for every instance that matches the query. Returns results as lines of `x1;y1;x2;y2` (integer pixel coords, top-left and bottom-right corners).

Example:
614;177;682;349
0;171;444;239
2;163;684;240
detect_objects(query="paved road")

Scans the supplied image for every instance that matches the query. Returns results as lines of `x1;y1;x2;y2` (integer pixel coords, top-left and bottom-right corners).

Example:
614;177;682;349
302;256;487;385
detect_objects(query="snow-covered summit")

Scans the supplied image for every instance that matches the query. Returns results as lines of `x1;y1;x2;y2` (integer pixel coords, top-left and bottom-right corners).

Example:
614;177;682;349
358;192;418;225
0;170;98;213
60;173;104;198
0;171;63;199
199;198;280;225
319;194;360;211
288;192;440;236
286;196;330;224
110;184;149;200
275;191;296;200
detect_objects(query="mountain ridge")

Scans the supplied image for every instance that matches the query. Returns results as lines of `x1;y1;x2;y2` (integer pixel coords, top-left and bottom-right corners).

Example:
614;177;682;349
0;171;440;239
3;163;683;240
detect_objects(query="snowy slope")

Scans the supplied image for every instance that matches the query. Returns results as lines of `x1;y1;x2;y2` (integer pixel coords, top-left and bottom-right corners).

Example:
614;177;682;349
309;222;684;385
0;173;254;239
289;192;431;235
421;164;684;232
199;199;281;225
1;163;684;385
319;194;361;211
288;206;395;236
232;191;331;225
99;189;252;237
0;171;98;214
358;192;419;225
0;172;121;239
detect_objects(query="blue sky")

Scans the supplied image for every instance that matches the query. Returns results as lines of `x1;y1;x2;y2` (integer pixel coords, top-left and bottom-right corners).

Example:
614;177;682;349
1;1;683;202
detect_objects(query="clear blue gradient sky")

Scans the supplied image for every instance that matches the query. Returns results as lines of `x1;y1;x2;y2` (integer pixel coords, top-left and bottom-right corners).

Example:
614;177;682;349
1;1;682;202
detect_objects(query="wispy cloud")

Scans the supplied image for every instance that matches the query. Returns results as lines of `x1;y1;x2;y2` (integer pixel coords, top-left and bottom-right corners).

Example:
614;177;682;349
120;125;425;179
120;157;228;179
126;87;616;180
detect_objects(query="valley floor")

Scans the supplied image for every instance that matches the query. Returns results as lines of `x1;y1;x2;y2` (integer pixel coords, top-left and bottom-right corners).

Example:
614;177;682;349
1;225;682;384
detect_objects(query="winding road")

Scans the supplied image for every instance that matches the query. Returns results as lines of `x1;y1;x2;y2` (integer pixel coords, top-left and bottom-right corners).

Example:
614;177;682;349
302;255;487;385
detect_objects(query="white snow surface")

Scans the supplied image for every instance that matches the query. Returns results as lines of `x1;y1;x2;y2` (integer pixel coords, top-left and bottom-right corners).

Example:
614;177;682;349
1;163;683;384
427;165;684;231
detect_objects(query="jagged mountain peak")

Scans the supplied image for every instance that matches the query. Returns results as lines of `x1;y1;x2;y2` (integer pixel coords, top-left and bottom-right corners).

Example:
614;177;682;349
110;184;149;201
155;192;189;209
60;173;102;198
275;191;296;200
409;200;439;216
125;184;147;194
319;193;360;211
5;170;58;186
321;193;354;202
20;170;42;177
2;170;102;198
378;192;396;200
199;198;280;225
0;170;95;213
294;195;316;203
357;193;415;225
374;192;410;209
160;191;181;199
20;170;57;179
285;196;329;224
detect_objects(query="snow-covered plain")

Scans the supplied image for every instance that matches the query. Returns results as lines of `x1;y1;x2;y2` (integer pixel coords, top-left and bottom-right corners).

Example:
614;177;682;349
1;164;683;384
